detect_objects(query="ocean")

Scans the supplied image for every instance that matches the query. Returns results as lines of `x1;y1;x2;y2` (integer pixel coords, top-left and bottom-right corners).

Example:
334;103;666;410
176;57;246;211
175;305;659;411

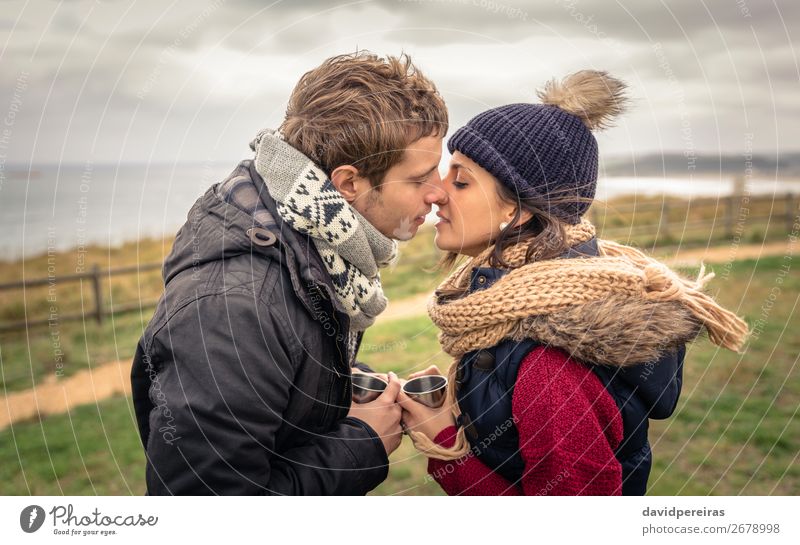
1;162;798;261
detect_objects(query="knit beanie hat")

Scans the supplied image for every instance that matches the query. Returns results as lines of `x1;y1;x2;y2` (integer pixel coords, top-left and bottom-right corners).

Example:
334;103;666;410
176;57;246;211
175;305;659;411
447;70;628;224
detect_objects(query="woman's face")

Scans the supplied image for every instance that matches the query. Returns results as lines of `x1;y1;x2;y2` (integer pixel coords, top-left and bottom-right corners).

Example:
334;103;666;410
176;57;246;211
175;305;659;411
434;151;520;257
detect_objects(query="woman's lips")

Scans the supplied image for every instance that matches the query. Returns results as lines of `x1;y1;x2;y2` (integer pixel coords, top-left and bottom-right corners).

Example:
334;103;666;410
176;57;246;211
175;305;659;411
435;212;450;228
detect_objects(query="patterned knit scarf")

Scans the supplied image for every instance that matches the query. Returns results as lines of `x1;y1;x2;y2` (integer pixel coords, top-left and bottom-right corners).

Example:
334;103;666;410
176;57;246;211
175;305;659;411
251;129;398;331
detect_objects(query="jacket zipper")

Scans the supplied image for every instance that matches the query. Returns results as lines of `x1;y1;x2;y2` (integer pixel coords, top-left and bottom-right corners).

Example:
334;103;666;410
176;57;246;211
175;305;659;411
322;285;352;415
313;284;351;421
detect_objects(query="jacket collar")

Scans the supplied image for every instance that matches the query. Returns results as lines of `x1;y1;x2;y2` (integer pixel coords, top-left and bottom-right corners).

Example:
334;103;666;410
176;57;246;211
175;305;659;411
161;160;347;327
467;236;600;293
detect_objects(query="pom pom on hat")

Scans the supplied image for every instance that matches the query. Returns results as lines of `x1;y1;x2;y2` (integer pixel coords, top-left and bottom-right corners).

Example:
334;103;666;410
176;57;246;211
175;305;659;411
537;70;628;131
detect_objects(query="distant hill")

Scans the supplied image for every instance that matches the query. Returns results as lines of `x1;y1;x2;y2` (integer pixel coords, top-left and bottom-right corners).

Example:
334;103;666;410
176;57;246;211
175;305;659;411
600;152;800;178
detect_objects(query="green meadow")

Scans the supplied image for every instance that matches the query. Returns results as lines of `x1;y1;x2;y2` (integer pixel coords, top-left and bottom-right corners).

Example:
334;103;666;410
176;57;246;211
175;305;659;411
1;252;797;495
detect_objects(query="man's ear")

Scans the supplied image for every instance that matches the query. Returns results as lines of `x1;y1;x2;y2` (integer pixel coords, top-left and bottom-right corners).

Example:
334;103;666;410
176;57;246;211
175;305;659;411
330;165;363;204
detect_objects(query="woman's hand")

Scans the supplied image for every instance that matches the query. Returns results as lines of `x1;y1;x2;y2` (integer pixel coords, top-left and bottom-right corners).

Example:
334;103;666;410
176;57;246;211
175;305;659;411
406;365;444;381
398;365;456;441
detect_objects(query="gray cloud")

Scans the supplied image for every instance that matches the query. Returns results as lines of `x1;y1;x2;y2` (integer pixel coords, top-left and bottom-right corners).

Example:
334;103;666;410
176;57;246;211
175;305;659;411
0;0;797;164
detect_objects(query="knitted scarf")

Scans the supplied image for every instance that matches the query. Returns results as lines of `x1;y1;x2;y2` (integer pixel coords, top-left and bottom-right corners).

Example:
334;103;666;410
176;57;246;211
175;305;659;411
251;129;398;331
412;218;750;460
429;219;748;359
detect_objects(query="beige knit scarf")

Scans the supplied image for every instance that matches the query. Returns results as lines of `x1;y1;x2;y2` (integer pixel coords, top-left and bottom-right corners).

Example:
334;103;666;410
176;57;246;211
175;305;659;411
411;219;750;460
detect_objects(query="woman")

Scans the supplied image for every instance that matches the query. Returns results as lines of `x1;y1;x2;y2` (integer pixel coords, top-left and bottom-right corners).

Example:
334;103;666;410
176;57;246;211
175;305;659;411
397;70;749;495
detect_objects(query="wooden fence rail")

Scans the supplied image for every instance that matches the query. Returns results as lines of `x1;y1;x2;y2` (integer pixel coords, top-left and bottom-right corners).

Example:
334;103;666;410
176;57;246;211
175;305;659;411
589;192;798;239
0;263;161;334
1;192;797;335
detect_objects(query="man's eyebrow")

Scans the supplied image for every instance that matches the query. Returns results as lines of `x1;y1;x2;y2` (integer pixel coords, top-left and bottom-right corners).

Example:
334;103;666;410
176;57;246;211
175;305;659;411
409;164;439;180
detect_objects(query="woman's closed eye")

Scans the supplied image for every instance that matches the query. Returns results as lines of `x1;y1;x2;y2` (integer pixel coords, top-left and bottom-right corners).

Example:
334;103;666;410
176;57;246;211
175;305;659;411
452;179;468;189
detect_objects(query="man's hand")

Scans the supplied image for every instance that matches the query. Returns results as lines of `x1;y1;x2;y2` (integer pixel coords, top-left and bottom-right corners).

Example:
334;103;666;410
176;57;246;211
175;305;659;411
351;366;389;383
347;372;403;456
398;365;456;441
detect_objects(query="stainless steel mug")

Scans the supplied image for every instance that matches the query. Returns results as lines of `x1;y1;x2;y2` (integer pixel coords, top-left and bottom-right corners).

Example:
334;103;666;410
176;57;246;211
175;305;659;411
402;375;448;408
351;373;388;404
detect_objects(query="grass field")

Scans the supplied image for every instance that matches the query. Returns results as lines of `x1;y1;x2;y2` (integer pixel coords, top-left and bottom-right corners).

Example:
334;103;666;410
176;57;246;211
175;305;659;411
1;254;797;495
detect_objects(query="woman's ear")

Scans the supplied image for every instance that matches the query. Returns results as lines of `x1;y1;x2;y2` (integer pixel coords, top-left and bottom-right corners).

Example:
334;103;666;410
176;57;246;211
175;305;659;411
505;207;533;228
517;208;533;225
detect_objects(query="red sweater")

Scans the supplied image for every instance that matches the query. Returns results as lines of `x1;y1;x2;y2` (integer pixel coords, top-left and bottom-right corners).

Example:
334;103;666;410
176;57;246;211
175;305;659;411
428;346;624;495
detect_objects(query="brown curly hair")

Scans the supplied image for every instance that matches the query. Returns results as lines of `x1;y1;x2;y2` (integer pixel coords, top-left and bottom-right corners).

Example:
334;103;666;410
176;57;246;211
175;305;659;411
280;51;448;187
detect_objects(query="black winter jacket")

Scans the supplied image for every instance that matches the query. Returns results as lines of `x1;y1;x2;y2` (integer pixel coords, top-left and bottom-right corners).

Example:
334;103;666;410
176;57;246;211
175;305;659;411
131;160;388;495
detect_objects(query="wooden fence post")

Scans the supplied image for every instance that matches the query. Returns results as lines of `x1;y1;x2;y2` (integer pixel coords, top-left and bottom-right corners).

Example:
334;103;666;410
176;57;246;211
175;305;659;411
726;195;735;239
787;193;796;234
91;264;103;325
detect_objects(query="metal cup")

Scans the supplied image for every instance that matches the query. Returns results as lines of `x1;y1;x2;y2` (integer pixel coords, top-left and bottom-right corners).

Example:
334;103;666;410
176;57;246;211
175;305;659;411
402;375;448;408
351;373;388;404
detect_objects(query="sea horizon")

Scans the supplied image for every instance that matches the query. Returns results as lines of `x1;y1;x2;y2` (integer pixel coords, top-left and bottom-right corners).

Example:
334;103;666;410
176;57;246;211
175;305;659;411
2;161;799;262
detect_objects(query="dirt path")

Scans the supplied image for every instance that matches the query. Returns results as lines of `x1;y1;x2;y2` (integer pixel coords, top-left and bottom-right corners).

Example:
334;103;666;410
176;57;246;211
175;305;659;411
1;240;791;430
657;240;790;268
1;360;131;431
377;292;432;323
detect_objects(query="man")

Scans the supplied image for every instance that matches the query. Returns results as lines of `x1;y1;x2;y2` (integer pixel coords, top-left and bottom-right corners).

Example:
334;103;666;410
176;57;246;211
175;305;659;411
131;52;448;495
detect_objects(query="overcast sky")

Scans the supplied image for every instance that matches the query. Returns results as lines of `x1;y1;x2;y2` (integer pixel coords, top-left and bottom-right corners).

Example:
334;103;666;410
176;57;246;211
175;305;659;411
0;0;797;165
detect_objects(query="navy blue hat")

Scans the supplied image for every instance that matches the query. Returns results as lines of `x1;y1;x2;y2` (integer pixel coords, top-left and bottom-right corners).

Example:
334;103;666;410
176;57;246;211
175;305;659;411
448;71;627;225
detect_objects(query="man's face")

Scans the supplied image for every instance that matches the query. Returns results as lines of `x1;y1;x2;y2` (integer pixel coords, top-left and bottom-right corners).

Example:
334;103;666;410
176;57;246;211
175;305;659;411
351;136;445;241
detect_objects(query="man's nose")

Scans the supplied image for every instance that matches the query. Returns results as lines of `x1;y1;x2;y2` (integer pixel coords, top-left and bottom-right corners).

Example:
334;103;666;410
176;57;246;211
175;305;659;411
425;173;448;205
